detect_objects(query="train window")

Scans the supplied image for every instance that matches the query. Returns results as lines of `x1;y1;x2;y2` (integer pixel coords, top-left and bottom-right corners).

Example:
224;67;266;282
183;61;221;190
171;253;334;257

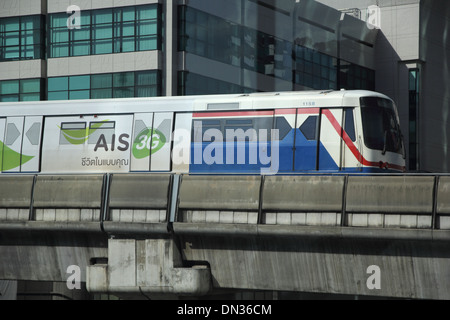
88;121;115;144
193;119;221;142
224;119;256;142
225;118;273;142
300;116;318;141
192;117;274;143
252;118;274;142
59;122;87;145
344;109;356;142
361;97;403;155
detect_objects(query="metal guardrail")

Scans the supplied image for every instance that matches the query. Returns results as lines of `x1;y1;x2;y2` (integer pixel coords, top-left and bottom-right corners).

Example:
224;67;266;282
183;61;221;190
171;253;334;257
1;173;450;237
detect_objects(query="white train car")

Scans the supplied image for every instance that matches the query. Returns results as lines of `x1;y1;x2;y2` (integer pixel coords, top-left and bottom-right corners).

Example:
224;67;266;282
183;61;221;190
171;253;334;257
0;90;406;175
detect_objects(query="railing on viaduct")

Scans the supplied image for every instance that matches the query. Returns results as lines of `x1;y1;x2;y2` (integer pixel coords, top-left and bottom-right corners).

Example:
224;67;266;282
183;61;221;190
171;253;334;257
1;173;450;234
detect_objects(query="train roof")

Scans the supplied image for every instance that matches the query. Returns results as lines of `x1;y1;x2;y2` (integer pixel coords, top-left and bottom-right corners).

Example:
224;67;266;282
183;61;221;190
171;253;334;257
0;90;393;117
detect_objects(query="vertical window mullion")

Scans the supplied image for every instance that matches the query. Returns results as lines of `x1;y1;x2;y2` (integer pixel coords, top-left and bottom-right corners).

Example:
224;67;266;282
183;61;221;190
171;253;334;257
18;17;22;59
90;11;93;56
134;6;138;51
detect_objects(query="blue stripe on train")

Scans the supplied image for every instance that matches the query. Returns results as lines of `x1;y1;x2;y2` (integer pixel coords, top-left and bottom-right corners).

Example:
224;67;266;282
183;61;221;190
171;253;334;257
188;128;399;174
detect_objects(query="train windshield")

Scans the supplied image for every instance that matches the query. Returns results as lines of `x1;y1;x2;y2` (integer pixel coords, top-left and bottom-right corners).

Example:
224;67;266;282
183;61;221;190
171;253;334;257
360;97;404;155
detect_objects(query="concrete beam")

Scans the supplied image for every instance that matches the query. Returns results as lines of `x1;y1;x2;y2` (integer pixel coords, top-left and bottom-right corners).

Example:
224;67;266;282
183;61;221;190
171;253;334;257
86;239;211;299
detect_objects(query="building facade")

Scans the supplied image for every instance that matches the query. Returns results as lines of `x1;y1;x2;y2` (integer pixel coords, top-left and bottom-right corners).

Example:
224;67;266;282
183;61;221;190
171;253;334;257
317;0;450;173
0;0;449;172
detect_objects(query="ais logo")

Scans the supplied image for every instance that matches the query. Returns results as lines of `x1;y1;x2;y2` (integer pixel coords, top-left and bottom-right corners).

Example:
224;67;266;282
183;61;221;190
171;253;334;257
60;122;166;158
93;127;166;159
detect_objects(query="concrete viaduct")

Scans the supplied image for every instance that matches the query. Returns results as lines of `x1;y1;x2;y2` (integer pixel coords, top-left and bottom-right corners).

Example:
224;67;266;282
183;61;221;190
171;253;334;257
1;173;450;299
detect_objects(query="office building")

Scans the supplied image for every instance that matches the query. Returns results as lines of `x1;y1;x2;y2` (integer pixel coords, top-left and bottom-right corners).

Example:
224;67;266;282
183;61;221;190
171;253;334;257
0;0;449;172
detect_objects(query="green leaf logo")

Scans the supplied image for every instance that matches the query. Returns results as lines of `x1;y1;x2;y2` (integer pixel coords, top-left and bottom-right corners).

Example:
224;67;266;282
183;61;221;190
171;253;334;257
0;140;34;171
58;120;110;145
132;128;166;159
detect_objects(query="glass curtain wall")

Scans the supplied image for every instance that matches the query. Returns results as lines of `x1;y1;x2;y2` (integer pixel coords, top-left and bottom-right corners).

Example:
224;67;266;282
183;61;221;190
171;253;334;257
49;4;161;58
0;78;44;102
0;15;44;61
47;70;161;100
178;4;375;94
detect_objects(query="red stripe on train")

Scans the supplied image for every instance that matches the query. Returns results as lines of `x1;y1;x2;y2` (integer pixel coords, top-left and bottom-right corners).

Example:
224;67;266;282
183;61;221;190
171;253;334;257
322;109;405;171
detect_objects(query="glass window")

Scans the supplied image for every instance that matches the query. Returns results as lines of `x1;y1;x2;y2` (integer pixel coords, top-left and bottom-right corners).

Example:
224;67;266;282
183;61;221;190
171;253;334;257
69;90;90;100
70;75;90;91
49;77;69;92
360;97;403;155
115;7;136;22
93;9;113;24
114;72;134;87
0;15;43;61
0;80;19;95
72;27;90;41
344;109;356;142
88;121;115;144
138;20;157;36
136;86;158;97
48;91;69;101
60;122;87;145
113;87;134;98
136;71;157;86
50;14;67;28
0;79;42;102
114;37;135;53
51;43;69;57
92;74;112;89
20;93;40;101
91;88;112;99
47;71;160;101
49;4;160;58
137;5;158;20
72;41;90;56
137;36;158;51
93;40;112;54
0;95;19;102
93;24;113;40
20;79;40;93
3;18;19;32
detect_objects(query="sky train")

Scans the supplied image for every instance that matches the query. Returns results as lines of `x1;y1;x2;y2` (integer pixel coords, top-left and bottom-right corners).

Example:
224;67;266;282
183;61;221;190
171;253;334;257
0;90;406;175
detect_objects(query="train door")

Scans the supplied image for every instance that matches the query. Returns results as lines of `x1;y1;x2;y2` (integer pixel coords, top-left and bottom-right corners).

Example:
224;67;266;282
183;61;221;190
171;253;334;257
1;116;42;173
131;113;154;171
21;116;43;172
190;110;274;174
341;108;359;172
318;109;343;171
274;109;296;172
130;112;173;172
0;118;5;172
294;108;320;172
42;115;133;173
151;113;173;171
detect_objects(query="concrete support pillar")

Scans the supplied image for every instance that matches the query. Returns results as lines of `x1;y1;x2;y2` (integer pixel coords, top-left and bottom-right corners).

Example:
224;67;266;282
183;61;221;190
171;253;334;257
86;239;211;299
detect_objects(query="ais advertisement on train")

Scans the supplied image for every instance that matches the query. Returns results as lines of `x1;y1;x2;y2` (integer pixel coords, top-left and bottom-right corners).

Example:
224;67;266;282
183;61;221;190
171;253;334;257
41;113;173;173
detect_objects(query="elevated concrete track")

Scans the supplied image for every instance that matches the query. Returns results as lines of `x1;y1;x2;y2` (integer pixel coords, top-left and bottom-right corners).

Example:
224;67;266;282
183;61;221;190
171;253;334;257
1;173;450;299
